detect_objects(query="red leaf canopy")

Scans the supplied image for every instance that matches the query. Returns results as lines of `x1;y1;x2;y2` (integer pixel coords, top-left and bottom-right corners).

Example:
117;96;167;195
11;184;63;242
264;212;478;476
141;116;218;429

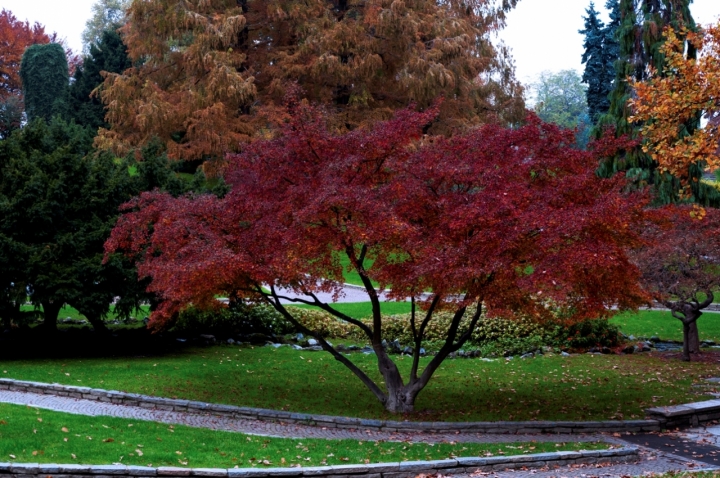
107;103;650;329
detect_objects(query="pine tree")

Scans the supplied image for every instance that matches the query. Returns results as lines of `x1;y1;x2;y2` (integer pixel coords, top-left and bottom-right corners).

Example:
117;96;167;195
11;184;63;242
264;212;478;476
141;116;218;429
580;3;606;122
68;29;131;131
595;0;704;205
580;0;621;124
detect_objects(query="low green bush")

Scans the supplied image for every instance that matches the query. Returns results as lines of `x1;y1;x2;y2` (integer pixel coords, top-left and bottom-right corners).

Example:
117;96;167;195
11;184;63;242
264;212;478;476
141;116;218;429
174;301;622;354
172;302;293;337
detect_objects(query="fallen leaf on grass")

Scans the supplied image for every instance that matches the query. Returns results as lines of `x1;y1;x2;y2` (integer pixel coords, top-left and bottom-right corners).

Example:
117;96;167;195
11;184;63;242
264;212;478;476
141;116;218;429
136;449;144;456
61;427;69;432
9;455;15;459
71;454;77;459
103;438;114;443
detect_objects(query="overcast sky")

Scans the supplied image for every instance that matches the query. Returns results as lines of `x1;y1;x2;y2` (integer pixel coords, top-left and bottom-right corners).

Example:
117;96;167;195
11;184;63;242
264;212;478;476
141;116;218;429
2;0;719;88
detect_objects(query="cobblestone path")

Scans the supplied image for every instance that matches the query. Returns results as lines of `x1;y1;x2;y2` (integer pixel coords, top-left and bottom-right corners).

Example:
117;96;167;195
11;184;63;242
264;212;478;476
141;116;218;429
0;389;717;477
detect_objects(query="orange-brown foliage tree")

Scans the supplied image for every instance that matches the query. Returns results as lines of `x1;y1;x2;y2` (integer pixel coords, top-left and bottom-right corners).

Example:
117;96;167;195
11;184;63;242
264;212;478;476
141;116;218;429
630;23;720;193
97;0;525;162
0;9;52;100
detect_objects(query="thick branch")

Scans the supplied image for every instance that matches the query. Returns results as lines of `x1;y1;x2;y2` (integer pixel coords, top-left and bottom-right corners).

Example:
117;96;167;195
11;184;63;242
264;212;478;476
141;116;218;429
698;291;714;310
414;299;483;393
410;294;440;381
264;286;387;403
346;243;382;343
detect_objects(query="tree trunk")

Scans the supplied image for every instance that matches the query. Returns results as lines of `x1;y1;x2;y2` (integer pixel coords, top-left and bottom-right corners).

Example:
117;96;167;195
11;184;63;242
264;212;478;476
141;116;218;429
384;383;418;413
688;320;701;354
40;300;62;333
85;314;110;335
682;322;691;361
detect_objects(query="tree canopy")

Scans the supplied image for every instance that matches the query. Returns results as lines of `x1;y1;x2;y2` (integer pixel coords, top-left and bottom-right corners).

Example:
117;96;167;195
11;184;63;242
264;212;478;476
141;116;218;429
596;0;697;195
81;0;129;53
20;43;69;123
632;205;720;361
579;0;620;123
630;23;720;195
0;117;201;333
530;70;590;146
0;9;52;100
96;0;525;163
106;99;651;413
68;29;131;131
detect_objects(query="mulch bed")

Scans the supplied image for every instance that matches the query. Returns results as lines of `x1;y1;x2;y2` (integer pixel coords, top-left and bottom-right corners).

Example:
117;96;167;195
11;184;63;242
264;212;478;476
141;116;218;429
657;350;720;363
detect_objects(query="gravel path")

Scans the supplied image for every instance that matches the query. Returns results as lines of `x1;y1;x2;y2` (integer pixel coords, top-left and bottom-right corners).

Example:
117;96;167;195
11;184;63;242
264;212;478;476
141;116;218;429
0;389;717;477
0;389;590;443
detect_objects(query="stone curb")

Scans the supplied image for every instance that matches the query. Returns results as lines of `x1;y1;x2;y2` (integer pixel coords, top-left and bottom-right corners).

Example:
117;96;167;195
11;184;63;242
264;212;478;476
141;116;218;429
0;448;638;478
0;378;663;434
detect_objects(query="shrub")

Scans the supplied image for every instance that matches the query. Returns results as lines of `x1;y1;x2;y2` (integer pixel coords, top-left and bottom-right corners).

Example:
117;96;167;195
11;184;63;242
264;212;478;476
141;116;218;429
172;302;293;337
553;318;622;350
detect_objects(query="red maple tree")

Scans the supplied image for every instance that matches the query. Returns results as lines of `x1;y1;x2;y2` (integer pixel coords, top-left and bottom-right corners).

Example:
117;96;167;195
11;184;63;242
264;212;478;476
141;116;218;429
631;205;720;361
0;9;52;100
107;100;651;413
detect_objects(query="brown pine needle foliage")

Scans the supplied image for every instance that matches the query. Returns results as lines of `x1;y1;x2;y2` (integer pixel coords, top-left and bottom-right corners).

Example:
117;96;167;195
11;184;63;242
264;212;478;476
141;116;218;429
630;23;720;192
97;0;525;161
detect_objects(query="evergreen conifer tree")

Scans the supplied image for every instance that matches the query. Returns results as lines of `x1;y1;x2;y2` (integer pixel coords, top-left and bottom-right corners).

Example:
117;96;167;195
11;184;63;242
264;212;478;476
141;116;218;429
19;43;69;122
594;0;711;205
580;0;620;124
580;3;607;122
68;29;131;131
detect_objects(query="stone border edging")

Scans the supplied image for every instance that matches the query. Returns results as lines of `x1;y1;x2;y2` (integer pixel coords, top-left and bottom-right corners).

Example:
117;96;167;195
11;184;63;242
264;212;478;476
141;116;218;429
0;448;639;478
0;378;662;434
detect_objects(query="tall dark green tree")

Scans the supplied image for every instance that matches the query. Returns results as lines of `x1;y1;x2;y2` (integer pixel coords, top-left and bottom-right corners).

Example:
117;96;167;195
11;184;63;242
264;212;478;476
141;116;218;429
594;0;709;205
19;43;69;122
68;29;131;131
0;117;225;333
580;0;621;124
580;3;608;122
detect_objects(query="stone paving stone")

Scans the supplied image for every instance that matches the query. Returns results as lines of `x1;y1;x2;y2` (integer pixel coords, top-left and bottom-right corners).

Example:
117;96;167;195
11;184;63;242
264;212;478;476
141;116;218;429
189;468;227;477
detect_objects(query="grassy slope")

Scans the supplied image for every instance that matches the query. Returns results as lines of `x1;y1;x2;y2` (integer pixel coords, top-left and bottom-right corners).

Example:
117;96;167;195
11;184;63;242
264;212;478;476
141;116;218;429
0;403;604;468
610;310;720;342
0;346;716;422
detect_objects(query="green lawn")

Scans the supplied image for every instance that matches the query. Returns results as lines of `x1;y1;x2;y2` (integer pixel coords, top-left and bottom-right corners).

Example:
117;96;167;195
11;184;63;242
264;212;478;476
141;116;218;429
337;253;376;287
0;345;716;422
291;302;412;316
0;403;603;468
610;310;720;342
20;305;150;325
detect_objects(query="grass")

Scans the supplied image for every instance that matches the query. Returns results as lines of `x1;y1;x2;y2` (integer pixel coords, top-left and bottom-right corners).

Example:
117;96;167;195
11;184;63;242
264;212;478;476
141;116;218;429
291;302;412;316
610;310;720;343
0;403;605;468
20;304;150;327
0;345;717;422
337;253;376;287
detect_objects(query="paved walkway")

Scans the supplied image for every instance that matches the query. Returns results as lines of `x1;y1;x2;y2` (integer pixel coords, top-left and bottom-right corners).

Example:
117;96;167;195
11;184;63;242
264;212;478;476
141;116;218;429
1;389;719;477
